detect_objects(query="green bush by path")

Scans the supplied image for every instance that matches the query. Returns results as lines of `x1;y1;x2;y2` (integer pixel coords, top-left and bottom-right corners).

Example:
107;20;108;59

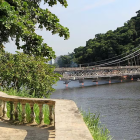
0;51;61;98
81;111;114;140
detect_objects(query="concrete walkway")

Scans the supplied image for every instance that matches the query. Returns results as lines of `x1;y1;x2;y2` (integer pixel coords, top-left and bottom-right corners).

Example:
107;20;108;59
54;99;93;140
0;120;55;140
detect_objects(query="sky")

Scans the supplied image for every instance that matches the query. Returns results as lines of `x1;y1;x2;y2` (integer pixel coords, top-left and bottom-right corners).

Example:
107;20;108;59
4;0;140;56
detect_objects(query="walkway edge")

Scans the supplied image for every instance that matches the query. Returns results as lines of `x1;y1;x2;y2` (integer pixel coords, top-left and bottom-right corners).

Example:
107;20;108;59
53;99;93;140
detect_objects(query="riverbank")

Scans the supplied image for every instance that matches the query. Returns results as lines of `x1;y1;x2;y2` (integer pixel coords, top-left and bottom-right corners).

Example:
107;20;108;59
82;111;113;140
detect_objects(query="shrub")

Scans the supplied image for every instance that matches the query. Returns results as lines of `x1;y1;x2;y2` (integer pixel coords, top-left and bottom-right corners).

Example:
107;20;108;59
81;111;114;140
0;51;61;98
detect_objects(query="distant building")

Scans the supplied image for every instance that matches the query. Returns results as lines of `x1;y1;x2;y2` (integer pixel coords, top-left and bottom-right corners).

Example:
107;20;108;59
47;56;61;65
48;59;54;65
54;56;60;64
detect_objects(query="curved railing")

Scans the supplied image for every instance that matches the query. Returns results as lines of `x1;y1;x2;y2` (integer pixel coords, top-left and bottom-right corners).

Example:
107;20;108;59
0;91;55;126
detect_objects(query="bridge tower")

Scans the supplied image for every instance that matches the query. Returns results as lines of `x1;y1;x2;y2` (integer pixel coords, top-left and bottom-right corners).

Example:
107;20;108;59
109;77;111;84
131;75;133;81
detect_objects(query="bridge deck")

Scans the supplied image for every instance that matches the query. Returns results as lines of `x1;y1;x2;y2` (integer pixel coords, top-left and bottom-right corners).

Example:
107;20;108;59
55;66;140;79
55;66;140;72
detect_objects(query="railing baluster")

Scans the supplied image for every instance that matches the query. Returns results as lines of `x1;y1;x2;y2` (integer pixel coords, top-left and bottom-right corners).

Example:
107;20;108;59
14;102;18;121
22;103;26;123
0;92;55;127
9;101;14;121
38;104;44;125
0;100;4;117
53;105;55;127
49;105;53;125
2;101;7;119
29;103;36;124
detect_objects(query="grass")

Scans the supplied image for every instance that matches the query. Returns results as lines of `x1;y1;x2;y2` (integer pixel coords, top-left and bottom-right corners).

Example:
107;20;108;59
0;87;50;124
81;110;114;140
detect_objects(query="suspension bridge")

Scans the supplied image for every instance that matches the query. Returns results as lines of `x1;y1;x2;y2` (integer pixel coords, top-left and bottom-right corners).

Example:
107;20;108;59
54;46;140;84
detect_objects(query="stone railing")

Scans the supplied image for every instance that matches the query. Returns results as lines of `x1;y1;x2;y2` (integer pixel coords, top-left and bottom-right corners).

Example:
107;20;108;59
0;92;55;126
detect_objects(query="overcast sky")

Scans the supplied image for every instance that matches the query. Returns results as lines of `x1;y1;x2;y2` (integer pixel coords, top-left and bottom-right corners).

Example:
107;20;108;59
4;0;140;56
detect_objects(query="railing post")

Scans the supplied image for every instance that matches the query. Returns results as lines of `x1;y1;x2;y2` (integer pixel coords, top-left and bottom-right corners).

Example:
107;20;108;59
53;105;55;128
38;104;44;125
0;100;4;117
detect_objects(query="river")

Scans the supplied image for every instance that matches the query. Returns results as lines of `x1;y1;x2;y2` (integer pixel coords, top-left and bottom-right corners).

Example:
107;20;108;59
50;79;140;140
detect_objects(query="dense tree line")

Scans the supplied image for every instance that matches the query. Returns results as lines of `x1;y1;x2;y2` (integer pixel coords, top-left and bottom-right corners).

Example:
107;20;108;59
73;10;140;64
56;10;140;67
56;53;77;67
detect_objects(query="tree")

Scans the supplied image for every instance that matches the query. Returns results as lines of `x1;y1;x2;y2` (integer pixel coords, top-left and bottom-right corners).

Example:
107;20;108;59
73;10;140;64
0;0;70;59
57;55;72;67
57;53;77;67
74;46;85;64
0;50;61;98
0;44;5;52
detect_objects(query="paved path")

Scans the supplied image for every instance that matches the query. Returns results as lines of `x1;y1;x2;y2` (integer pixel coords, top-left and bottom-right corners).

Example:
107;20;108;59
0;120;55;140
53;99;93;140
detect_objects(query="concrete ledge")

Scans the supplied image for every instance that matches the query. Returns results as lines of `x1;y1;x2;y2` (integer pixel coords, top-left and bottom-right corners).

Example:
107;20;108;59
0;91;55;105
53;99;93;140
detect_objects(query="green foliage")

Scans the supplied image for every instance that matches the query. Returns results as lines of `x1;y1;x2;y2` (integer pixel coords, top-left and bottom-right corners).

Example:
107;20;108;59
74;10;140;64
57;55;72;67
57;52;77;67
0;51;61;98
51;63;59;68
0;0;70;58
81;111;113;140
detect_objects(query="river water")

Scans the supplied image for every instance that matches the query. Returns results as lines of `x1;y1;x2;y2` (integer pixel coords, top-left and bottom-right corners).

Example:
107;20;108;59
50;80;140;140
